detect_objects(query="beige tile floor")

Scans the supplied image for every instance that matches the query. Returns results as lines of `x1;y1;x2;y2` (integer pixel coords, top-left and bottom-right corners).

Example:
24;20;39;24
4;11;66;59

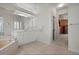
16;35;79;55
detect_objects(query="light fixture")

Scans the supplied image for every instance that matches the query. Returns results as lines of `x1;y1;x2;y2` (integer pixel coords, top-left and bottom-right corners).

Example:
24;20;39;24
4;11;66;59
58;3;65;8
14;10;33;17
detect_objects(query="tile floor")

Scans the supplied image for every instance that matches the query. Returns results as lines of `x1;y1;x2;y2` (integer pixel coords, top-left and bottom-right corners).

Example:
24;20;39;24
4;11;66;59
16;35;79;55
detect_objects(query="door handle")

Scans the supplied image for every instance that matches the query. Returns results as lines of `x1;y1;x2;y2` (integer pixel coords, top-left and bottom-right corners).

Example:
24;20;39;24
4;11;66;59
69;23;79;25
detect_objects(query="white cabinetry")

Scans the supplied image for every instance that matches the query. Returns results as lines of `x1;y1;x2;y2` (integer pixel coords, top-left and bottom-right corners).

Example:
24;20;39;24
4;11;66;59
17;30;37;46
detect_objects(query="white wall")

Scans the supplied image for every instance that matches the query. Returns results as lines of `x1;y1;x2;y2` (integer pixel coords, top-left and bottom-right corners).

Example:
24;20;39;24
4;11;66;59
68;4;79;53
36;4;53;44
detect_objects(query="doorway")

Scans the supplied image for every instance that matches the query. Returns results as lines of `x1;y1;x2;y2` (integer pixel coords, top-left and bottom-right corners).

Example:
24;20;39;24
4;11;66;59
58;13;68;49
53;7;68;49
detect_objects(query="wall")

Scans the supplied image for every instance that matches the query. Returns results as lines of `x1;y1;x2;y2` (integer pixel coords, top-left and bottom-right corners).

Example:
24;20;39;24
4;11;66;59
36;4;53;44
68;4;79;53
24;17;33;30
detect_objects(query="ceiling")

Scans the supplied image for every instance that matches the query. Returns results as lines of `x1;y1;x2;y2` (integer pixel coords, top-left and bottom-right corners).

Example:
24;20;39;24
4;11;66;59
0;3;68;17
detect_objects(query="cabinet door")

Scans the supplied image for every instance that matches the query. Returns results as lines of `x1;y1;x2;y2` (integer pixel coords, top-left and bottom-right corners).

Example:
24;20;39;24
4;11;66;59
23;31;36;44
17;31;24;45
